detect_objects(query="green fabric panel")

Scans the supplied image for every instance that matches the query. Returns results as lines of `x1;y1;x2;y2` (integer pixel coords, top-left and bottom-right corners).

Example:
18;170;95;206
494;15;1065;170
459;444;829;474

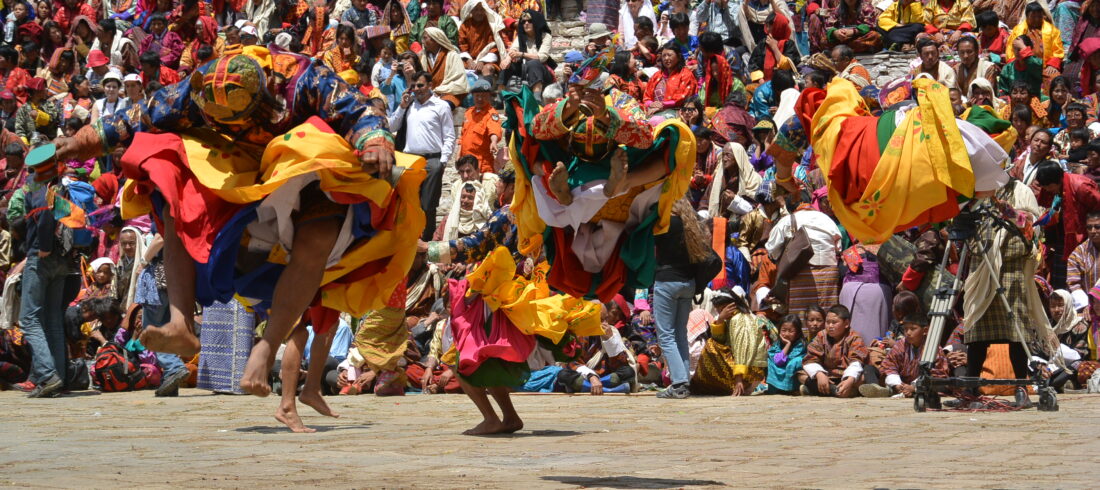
876;110;897;155
964;105;1012;133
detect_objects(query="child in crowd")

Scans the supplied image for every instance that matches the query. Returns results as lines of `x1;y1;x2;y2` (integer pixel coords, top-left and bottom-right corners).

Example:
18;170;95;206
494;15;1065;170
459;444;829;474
799;305;869;397
803;305;826;343
767;314;806;395
860;312;948;398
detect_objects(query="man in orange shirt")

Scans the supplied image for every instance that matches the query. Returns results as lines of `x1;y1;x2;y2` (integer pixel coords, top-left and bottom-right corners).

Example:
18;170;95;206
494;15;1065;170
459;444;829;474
460;78;503;173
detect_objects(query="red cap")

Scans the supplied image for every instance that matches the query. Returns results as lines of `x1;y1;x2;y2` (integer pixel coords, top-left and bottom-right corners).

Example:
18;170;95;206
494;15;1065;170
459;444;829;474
87;50;109;68
0;91;13;100
611;294;631;319
26;77;46;92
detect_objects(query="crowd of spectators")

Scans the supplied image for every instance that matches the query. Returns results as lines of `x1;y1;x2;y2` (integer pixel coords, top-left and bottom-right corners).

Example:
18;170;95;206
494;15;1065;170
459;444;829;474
1;0;1099;406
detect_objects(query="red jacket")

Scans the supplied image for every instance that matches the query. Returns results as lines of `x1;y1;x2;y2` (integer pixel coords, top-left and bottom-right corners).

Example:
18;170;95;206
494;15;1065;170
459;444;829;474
1041;173;1100;260
643;66;698;110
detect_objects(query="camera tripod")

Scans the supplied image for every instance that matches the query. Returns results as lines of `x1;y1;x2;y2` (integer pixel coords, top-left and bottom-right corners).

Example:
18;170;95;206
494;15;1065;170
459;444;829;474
911;200;1058;412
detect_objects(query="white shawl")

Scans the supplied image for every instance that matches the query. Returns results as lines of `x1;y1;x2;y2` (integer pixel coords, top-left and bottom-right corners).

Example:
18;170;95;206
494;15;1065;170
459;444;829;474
619;0;658;49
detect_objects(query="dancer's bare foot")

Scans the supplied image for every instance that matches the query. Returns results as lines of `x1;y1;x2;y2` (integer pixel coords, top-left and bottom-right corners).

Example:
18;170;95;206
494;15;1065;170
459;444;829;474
548;162;573;205
139;321;200;358
500;415;524;434
299;390;340;418
275;403;316;433
240;342;274;397
462;418;506;436
604;149;629;198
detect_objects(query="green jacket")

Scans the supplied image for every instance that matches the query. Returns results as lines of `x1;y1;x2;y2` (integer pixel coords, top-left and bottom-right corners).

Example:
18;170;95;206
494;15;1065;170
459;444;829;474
411;14;459;47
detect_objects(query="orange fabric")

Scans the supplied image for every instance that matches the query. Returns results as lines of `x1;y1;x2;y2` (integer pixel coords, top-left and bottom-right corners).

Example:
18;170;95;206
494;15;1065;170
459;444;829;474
710;217;728;289
460;106;503;173
457;20;497;65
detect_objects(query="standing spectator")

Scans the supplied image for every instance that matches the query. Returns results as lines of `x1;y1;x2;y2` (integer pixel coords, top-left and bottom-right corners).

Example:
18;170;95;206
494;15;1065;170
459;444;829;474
390;71;455;242
654;200;712;399
18;144;75;398
1037;161;1100;285
620;0;658;49
765;195;842;314
459;79;502;174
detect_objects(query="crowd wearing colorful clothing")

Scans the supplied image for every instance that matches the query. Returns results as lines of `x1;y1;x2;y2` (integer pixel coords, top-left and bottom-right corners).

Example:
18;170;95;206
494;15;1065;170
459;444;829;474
1;0;1100;432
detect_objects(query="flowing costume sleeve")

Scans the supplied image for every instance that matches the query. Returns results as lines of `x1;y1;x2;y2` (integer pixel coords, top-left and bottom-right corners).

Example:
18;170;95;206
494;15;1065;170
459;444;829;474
92;76;204;154
289;62;394;151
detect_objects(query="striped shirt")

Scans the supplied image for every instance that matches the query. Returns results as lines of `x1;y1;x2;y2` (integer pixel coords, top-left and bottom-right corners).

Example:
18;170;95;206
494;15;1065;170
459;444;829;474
1067;240;1100;296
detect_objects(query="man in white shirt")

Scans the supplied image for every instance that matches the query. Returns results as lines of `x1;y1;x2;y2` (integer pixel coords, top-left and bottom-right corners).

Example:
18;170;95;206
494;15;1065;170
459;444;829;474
391;71;456;241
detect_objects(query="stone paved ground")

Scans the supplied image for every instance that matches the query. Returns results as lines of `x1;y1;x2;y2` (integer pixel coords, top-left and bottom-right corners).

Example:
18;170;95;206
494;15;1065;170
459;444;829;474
1;389;1095;488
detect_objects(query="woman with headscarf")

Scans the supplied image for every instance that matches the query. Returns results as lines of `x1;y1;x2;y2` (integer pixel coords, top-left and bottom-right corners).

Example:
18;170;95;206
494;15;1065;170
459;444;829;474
44;47;79;97
420;26;468;107
458;0;508;76
500;9;554;94
69;15;98;59
383;0;413;54
180;15;224;73
747;12;799;82
620;0;658;50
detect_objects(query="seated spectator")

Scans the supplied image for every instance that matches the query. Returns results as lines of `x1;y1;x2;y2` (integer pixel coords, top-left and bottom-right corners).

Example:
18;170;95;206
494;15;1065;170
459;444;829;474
808;0;884;54
629;16;657;66
859;312;948;397
88;298;162;392
411;0;459;48
975;9;1009;56
139;12;183;70
458;0;506;78
433;160;497;241
878;0;928;50
799;305;869;398
747;12;799;82
1057;103;1094;159
1006;2;1065;88
966;77;1005;114
643;41;699;118
663;12;699;60
1011;128;1055;185
911;38;958;89
832;45;871;88
954;36;996;94
542;50;583;102
323;24;361;82
920;0;975;47
697;32;732;109
138;50;180;87
608;51;645;103
501;10;554;96
556;298;637;395
749;70;795;120
766;314;806;394
419;26;469;108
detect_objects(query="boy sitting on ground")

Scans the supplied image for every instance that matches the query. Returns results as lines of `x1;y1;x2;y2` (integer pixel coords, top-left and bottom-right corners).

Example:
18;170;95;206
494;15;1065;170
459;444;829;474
798;305;869;398
859;312;949;398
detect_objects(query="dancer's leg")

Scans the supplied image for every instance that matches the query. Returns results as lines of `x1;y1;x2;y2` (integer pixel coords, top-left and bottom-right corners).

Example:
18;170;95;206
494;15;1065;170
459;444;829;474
488;386;523;434
139;214;200;357
458;376;505;435
299;325;339;418
274;328;314;433
240;217;342;396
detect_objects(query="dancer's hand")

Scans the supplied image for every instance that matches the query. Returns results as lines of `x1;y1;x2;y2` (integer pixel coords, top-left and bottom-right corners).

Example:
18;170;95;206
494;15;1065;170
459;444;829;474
359;144;394;180
54;136;79;161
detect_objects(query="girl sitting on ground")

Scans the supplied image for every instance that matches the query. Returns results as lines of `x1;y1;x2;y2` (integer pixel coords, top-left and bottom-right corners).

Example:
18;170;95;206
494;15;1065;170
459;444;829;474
767;314;806;394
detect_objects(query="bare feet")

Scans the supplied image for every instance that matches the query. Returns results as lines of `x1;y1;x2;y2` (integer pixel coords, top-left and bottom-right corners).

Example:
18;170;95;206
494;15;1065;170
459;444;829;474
275;402;316;433
548;162;573;205
462;418;506;436
299;390;340;418
139;320;200;358
240;342;274;397
604;149;629;198
500;415;524;434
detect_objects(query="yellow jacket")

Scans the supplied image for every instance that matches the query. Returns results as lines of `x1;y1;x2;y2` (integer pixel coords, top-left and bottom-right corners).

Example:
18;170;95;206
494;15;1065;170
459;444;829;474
925;0;976;30
1005;21;1065;69
878;0;928;31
